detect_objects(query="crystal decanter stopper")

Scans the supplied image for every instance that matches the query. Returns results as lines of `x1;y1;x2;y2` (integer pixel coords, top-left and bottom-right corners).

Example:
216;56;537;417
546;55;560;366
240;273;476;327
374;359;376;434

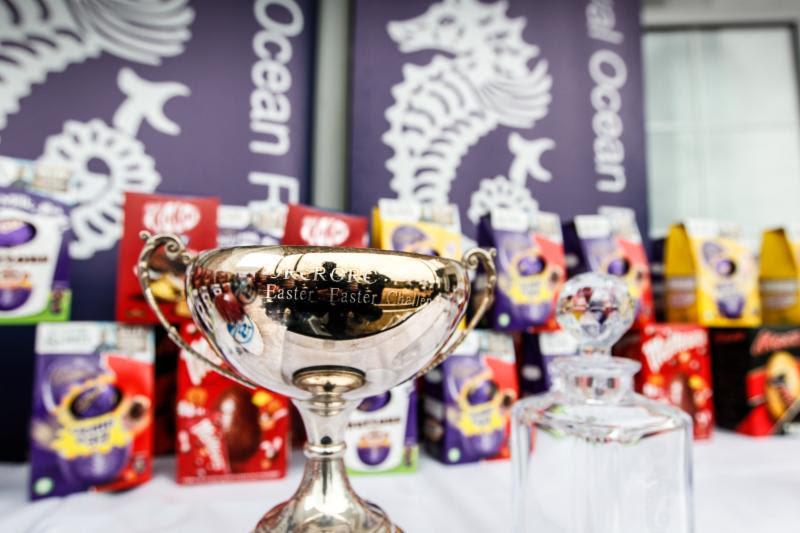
511;273;694;533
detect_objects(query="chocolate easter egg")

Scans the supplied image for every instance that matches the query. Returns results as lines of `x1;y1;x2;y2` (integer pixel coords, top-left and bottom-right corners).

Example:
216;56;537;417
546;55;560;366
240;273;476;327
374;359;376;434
0;219;36;247
70;384;122;419
215;387;261;466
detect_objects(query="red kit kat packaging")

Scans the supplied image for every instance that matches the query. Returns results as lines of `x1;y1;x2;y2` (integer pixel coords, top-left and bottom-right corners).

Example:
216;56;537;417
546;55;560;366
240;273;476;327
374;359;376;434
116;192;218;324
282;204;368;247
615;324;714;439
176;324;290;483
709;327;800;436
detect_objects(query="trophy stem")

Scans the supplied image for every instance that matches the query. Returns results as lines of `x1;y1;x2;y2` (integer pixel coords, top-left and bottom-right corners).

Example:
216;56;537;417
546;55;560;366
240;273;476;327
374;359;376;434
254;399;402;533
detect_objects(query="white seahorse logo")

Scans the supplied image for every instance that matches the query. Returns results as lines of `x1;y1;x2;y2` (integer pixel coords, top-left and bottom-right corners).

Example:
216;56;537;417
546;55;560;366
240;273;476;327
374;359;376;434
0;0;194;136
384;0;554;211
0;1;194;259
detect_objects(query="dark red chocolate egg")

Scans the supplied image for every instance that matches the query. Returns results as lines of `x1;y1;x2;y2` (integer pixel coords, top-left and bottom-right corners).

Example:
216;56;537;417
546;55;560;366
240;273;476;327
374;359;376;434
215;387;261;466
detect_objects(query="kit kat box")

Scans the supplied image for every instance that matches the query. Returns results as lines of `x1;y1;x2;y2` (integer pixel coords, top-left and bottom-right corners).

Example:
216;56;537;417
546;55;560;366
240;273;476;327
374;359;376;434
116;192;218;324
176;324;290;484
29;323;154;500
710;327;800;436
615;324;714;439
282;204;368;247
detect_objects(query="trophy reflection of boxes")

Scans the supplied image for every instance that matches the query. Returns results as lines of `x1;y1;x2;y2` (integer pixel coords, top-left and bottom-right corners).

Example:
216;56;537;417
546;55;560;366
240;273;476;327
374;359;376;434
563;209;654;329
665;219;760;327
760;226;800;326
422;331;518;464
615;324;714;440
710;327;800;436
344;382;418;474
175;324;290;483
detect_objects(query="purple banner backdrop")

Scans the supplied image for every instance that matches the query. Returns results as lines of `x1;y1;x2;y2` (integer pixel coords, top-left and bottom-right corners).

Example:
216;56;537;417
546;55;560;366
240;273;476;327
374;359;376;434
348;0;648;240
0;0;315;460
0;0;316;319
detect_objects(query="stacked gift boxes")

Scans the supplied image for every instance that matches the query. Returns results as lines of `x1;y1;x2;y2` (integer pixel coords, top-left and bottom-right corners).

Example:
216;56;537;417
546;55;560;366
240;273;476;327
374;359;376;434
4;151;799;500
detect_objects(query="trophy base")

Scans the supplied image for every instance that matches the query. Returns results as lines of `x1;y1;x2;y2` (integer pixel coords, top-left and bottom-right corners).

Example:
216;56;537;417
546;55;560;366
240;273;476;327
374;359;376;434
253;449;402;533
255;498;401;533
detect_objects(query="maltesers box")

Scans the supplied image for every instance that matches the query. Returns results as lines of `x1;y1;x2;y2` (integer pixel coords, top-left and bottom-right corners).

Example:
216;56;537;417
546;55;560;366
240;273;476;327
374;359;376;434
344;381;418;475
29;322;155;500
517;330;579;396
0;187;71;324
422;330;518;464
116;192;218;324
760;226;800;326
709;327;800;436
563;209;654;329
665;219;760;327
478;208;566;332
175;323;290;484
614;324;714;440
282;204;369;247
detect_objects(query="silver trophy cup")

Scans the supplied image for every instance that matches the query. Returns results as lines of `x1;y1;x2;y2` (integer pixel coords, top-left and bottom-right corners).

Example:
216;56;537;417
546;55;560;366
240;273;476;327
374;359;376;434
138;232;496;532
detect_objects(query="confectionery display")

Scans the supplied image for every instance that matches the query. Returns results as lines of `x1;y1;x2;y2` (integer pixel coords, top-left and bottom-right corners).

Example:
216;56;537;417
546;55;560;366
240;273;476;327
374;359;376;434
345;381;418;474
0;187;71;323
175;323;289;483
422;330;517;464
615;324;715;439
0;1;796;529
29;322;155;500
563;209;654;329
710;327;800;436
478;208;565;332
116;192;219;324
665;220;761;327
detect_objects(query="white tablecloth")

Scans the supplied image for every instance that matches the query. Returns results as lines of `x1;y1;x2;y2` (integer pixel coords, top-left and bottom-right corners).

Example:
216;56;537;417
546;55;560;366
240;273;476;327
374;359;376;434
1;431;797;532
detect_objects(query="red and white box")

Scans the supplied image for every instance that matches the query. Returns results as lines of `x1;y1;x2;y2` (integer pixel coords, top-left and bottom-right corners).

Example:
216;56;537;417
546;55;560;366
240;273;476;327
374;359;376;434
117;192;219;324
175;324;290;483
282;204;368;247
615;324;714;439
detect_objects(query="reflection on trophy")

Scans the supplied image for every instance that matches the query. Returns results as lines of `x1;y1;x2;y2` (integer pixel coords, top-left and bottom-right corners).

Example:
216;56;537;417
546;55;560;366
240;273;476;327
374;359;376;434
137;232;496;532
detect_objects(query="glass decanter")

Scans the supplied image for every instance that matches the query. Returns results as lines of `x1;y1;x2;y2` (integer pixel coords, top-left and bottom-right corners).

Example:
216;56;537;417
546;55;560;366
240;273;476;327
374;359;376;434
511;273;694;533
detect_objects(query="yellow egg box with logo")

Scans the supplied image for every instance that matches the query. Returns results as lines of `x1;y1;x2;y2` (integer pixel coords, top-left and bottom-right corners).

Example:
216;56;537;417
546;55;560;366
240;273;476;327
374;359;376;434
665;219;760;327
760;226;800;326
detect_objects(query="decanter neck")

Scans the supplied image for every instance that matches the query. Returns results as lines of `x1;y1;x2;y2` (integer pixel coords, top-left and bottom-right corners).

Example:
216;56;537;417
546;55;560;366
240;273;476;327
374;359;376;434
551;355;640;403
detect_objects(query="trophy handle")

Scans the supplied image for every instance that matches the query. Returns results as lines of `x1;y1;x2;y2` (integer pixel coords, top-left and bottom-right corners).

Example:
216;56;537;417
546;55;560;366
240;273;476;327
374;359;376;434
137;231;256;389
415;247;497;378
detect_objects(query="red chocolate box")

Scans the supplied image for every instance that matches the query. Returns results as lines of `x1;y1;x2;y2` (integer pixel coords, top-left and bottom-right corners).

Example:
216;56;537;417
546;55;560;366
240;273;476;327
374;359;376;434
117;192;219;324
176;324;290;483
709;327;800;436
615;324;714;439
282;204;368;247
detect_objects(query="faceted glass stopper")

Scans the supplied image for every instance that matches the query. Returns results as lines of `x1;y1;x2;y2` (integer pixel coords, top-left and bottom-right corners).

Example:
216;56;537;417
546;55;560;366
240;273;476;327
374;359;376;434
555;272;634;353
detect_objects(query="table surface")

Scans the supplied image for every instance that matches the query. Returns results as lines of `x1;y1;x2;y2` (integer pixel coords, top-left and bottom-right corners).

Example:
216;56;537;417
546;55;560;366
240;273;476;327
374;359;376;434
1;431;798;533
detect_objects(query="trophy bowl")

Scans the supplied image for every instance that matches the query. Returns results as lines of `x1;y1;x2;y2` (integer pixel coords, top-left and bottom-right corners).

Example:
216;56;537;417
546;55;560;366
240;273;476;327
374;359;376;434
137;232;496;532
